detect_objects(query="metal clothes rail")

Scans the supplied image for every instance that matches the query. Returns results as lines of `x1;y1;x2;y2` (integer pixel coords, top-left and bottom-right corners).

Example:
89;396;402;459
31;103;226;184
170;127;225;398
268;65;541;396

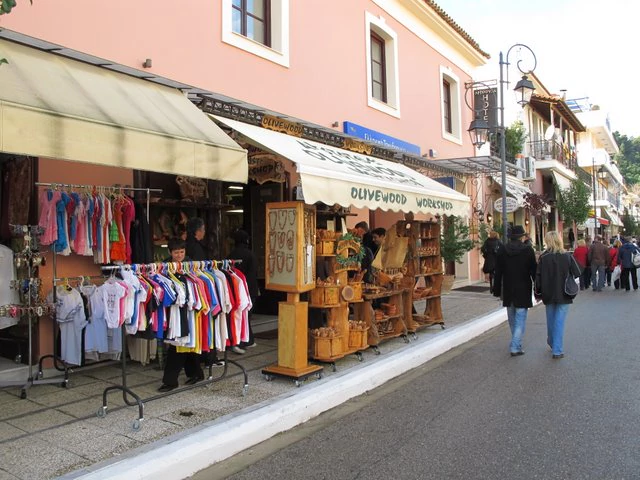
95;260;249;431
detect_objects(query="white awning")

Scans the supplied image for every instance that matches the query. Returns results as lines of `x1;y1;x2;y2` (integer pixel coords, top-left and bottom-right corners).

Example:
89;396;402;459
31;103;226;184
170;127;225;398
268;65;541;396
552;172;573;191
0;40;247;182
604;209;624;227
491;176;532;207
213;116;470;216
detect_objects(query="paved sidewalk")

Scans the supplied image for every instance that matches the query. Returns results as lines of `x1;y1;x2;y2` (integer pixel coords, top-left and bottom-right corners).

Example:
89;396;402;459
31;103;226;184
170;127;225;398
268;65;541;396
0;287;504;480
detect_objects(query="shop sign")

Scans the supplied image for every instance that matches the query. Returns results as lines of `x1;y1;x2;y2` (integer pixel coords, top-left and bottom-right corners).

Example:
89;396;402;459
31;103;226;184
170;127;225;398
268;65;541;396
248;153;285;184
493;197;519;213
343;121;421;155
342;137;373;155
261;115;304;137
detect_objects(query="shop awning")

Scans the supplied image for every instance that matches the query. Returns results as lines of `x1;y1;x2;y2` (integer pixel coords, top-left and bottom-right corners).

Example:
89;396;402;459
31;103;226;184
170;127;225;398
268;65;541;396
604;209;623;227
584;217;610;228
213;116;470;216
490;176;532;207
0;40;247;182
552;172;573;191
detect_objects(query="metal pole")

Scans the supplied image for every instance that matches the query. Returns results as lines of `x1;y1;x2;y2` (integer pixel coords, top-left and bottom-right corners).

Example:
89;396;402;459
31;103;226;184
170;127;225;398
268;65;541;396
499;51;508;241
592;157;597;238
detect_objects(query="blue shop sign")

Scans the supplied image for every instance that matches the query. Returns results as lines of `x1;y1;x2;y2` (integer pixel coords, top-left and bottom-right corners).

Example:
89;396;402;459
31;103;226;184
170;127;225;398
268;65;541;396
343;121;421;155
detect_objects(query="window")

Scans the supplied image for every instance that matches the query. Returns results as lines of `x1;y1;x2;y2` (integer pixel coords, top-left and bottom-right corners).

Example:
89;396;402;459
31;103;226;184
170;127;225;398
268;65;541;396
232;0;271;47
440;67;462;143
442;79;452;134
365;12;400;117
370;32;387;103
222;0;290;67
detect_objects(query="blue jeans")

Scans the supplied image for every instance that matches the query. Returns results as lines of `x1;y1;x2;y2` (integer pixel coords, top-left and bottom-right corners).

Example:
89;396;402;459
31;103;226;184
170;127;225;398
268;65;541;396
506;306;528;353
546;303;570;356
591;265;605;291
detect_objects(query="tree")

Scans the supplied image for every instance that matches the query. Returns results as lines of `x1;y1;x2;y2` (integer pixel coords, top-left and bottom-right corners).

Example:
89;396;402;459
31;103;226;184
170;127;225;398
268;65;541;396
613;132;640;185
622;208;640;237
557;179;591;240
440;216;476;270
522;192;548;250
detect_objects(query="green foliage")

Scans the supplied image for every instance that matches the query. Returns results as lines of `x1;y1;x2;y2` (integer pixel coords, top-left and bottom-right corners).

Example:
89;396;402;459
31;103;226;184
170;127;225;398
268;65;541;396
0;0;17;14
613;131;640;185
504;120;527;159
557;179;591;227
336;232;365;268
622;209;640;237
440;216;476;264
478;221;489;245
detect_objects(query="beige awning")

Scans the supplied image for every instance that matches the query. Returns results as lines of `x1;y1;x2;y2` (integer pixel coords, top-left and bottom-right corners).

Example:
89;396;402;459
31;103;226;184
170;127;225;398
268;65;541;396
490;176;532;208
213;116;470;216
0;40;247;182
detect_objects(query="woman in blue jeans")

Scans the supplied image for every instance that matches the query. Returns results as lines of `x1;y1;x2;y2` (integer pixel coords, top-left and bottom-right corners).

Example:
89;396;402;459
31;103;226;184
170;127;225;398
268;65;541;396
535;231;582;359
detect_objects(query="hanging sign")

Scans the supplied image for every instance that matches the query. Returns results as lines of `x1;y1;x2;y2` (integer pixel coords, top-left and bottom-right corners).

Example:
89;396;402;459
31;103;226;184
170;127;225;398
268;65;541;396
248;153;286;184
493;197;519;213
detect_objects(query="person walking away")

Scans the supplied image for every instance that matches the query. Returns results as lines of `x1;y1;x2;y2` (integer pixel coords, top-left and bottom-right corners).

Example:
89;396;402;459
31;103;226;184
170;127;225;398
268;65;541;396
158;238;204;392
493;225;537;356
572;239;589;290
481;231;502;293
568;228;575;250
587;235;610;292
535;231;582;359
227;229;259;353
607;239;621;288
617;237;640;291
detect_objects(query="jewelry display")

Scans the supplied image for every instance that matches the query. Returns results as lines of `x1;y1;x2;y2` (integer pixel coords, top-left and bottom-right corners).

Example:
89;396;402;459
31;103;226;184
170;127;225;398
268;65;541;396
286;254;294;272
288;209;295;226
268;254;275;278
269;211;277;231
269;232;277;253
278;231;286;249
286;230;294;250
278;210;287;230
276;251;285;273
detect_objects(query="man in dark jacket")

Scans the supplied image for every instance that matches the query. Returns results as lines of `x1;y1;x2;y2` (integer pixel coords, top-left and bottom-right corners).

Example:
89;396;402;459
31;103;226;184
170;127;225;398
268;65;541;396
185;217;207;261
588;235;610;292
617;237;640;291
493;225;537;356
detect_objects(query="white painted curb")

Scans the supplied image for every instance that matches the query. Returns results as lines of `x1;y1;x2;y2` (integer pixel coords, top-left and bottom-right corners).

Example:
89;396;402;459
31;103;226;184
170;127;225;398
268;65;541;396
62;308;506;480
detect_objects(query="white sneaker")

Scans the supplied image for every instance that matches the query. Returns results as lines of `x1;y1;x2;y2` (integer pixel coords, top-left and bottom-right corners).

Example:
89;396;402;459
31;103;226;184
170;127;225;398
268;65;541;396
230;346;246;354
246;342;258;348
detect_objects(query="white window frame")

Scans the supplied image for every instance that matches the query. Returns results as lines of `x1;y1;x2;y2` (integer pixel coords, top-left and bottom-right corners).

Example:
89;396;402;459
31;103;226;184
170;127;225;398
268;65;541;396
365;12;400;118
221;0;290;68
440;66;462;144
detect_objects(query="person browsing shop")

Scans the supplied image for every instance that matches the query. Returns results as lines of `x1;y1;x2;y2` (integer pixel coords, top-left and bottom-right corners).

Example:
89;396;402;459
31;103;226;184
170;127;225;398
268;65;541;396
371;227;386;256
157;238;204;392
185;217;207;261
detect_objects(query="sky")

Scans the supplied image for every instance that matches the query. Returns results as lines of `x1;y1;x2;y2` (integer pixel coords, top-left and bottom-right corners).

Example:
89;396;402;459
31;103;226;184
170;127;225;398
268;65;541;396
434;0;640;137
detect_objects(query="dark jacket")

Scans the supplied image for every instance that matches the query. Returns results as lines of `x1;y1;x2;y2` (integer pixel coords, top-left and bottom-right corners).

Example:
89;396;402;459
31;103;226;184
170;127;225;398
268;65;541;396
493;240;537;308
227;244;260;300
481;237;502;273
535;251;582;305
617;242;639;269
185;235;207;261
588;241;610;267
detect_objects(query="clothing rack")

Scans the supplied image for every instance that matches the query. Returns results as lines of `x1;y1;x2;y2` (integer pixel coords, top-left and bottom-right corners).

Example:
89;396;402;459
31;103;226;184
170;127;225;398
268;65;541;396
96;260;249;431
37;181;162;374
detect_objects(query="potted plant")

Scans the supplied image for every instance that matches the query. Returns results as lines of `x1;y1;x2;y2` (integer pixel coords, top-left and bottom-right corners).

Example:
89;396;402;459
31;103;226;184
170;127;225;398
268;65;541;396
504;120;527;161
440;216;477;293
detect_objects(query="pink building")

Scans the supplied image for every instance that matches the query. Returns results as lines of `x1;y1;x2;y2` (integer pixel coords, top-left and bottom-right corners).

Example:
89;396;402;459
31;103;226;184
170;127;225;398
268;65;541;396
0;1;489;363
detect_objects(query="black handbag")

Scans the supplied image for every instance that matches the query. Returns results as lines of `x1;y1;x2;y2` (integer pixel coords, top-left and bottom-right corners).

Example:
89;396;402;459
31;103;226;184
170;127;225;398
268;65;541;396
564;254;579;298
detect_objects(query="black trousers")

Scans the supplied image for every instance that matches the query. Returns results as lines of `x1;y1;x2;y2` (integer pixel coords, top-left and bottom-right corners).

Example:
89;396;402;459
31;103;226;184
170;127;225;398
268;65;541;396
162;346;203;387
621;267;638;291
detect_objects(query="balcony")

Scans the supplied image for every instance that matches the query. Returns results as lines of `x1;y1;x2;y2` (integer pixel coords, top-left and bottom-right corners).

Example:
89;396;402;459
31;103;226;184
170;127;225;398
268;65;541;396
527;139;577;171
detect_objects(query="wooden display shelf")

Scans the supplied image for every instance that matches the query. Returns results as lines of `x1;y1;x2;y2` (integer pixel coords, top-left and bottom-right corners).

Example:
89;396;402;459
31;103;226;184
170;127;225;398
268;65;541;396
374;313;402;323
417;254;439;258
413;314;443;324
316;253;336;257
308;303;341;308
362;289;406;300
414;272;443;277
418;237;438;240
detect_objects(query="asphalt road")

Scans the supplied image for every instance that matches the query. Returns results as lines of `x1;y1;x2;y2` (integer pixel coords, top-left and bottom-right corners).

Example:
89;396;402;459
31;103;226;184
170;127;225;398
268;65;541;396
193;288;640;480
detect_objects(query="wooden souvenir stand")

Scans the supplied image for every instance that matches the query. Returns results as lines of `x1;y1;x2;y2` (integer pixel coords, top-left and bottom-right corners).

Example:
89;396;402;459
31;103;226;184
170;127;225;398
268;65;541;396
262;201;324;384
309;233;369;370
404;219;445;332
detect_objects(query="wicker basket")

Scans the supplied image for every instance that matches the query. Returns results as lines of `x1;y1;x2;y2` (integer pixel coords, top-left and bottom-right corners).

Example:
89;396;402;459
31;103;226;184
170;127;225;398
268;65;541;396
176;176;208;202
348;328;368;349
313;335;343;358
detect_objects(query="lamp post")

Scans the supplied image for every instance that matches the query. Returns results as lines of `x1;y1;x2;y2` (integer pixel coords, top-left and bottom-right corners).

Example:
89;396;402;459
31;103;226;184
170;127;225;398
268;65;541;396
467;45;537;241
498;45;537;241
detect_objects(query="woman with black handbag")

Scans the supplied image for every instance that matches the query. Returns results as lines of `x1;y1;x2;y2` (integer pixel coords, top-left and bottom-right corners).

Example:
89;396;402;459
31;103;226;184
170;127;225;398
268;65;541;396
535;231;582;359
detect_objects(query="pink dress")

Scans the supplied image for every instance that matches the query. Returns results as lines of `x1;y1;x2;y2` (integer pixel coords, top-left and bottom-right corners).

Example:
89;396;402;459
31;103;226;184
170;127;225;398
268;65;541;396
38;189;61;246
